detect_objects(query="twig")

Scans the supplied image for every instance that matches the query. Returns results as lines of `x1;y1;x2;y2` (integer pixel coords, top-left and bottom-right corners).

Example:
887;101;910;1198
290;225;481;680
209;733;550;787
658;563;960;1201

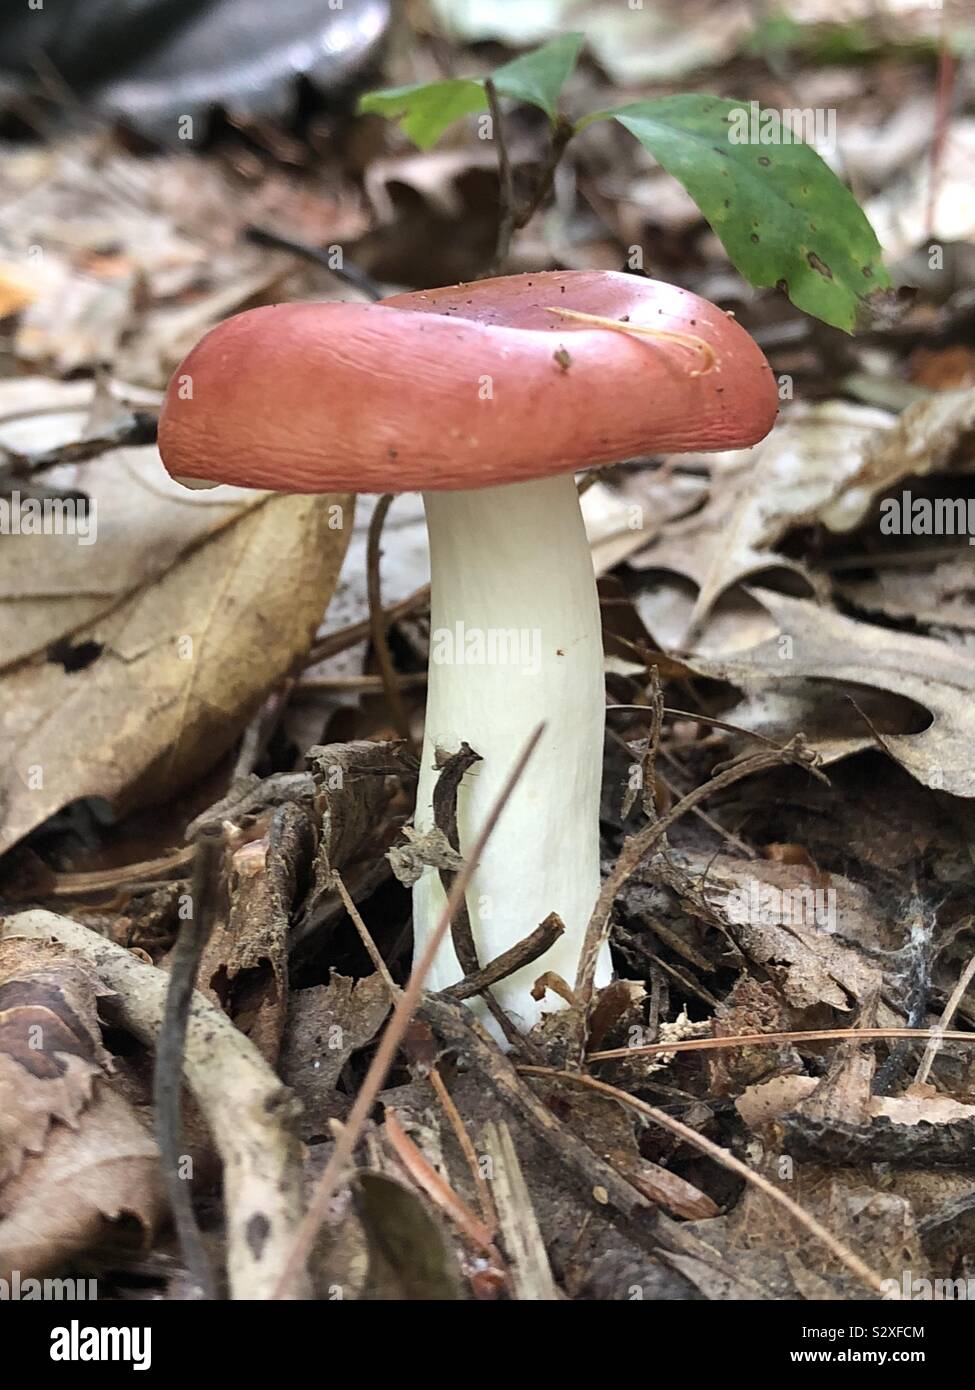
418;994;651;1223
570;735;826;1065
152;828;224;1299
383;1108;499;1256
39;845;195;896
517;116;575;232
483;99;575;275
608;704;783;749
294;672;427;694
588;1025;975;1064
233;679;295;778
431;743;527;1047
271;724;545;1298
428;1066;498;1234
333;869;399;998
607;723;752;858
305;583;430;666
485;78;517;274
480;1120;557;1300
3;910;308;1299
516;1067;891;1297
432;742;484;979
444;913;565;1001
0;410;158;480
656;746;756;860
619;666;663;821
915;944;975;1087
244;225;384;302
367;495;414;744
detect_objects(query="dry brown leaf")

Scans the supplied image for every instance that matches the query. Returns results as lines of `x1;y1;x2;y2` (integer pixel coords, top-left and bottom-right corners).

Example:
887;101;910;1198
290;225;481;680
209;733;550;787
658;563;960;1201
0;934;161;1277
0;491;352;853
0;1082;161;1279
280;972;391;1136
633;390;975;640
836;553;975;635
0;443;265;670
738;1076;975;1132
695;589;975;797
0;937;112;1184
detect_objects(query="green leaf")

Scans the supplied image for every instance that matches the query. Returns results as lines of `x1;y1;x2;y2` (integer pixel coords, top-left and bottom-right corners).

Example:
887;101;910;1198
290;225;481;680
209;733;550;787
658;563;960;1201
357;78;486;150
357;33;583;148
584;95;890;332
492;32;584;122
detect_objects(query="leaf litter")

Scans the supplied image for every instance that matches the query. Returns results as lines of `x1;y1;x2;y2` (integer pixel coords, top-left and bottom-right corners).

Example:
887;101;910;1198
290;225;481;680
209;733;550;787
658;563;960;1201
2;2;975;1306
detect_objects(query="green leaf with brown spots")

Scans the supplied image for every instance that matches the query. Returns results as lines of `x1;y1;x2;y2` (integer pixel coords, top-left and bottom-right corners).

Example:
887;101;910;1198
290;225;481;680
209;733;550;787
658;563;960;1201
583;95;890;332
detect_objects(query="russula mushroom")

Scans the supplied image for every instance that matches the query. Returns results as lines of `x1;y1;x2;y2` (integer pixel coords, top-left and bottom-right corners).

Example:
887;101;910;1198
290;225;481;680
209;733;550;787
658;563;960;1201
158;270;777;1034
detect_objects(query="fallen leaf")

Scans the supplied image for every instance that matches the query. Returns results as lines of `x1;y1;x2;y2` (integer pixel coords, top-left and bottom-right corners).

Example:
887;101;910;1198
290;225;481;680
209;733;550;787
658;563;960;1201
354;1170;463;1301
0;1083;161;1279
0;492;353;853
695;588;975;797
634;389;975;639
0;936;161;1277
0;937;111;1183
0;441;265;671
280;972;391;1137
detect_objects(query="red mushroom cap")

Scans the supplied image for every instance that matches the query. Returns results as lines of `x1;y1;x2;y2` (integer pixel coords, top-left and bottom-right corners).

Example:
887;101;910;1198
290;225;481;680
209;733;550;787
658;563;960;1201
158;271;778;493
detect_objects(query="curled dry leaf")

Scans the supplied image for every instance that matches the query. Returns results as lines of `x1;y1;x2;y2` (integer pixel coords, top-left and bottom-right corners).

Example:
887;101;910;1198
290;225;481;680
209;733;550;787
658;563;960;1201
697;589;975;797
0;937;112;1184
633;388;975;640
0;936;161;1277
0;1083;162;1279
0;491;353;854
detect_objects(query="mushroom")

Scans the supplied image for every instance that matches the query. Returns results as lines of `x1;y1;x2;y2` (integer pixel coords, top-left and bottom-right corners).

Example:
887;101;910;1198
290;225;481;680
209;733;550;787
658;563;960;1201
158;269;778;1034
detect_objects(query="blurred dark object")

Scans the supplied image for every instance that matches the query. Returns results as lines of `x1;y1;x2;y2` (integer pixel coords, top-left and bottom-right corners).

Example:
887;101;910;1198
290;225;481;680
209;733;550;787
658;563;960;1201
0;0;392;144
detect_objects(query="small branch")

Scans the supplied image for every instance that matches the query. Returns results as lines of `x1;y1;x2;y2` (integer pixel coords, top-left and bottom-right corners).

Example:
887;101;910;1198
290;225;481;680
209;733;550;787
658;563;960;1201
588;1025;975;1064
1;410;158;482
271;724;545;1298
383;1108;499;1257
516;1066;891;1298
305;582;430;667
444;912;565;1002
428;1066;498;1234
516;115;575;231
366;494;414;745
153;828;224;1299
914;944;975;1087
432;741;483;979
480;1120;557;1301
485;78;517;274
244;225;383;302
333;868;400;999
570;735;827;1066
484;102;575;275
607;704;783;750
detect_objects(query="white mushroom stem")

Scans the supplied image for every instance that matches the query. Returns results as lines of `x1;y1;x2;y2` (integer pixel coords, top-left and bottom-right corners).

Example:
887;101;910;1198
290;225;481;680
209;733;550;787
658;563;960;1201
413;472;613;1034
